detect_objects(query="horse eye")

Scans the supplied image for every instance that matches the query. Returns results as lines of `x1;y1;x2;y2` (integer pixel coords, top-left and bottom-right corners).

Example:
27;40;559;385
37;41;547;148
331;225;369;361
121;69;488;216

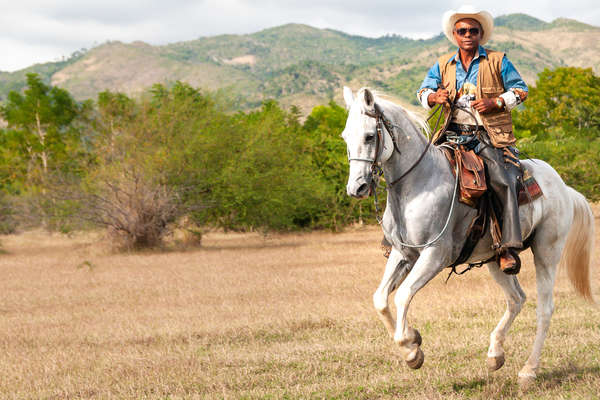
365;134;375;143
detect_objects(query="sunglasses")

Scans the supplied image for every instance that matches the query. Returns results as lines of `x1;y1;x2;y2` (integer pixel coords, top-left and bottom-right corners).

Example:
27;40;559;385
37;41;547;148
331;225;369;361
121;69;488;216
454;27;480;36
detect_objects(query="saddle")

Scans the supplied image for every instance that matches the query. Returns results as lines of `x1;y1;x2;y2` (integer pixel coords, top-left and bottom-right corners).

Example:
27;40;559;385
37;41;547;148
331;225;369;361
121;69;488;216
439;144;543;269
380;143;544;270
440;145;543;208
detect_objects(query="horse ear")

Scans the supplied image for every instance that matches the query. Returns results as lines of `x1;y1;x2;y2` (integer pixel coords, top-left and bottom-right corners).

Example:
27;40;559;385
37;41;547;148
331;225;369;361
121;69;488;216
343;86;354;109
362;88;374;109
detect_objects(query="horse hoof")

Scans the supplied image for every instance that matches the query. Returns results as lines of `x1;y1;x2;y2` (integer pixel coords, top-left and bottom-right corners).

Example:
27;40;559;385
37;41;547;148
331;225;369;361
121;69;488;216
406;348;424;369
404;327;422;346
518;375;535;391
414;329;422;346
487;354;505;371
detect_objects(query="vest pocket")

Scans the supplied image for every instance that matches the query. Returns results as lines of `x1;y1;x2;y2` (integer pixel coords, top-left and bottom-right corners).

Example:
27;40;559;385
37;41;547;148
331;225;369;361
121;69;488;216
485;117;513;132
481;87;503;97
488;132;515;147
486;124;515;147
485;113;511;123
488;125;512;134
484;114;515;147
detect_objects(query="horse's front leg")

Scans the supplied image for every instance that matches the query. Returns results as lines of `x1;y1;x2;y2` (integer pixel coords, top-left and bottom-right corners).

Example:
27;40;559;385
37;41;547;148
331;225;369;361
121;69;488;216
373;248;412;337
393;248;444;369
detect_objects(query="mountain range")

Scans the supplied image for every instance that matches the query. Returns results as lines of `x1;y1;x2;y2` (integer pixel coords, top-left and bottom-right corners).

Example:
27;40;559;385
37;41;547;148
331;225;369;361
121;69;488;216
1;13;599;114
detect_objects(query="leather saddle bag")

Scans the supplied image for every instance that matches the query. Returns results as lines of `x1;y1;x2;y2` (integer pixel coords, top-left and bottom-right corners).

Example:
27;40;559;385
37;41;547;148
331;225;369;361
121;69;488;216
455;146;487;207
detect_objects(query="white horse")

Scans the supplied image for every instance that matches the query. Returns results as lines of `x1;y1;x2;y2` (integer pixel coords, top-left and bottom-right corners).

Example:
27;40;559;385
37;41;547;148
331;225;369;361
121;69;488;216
341;86;595;387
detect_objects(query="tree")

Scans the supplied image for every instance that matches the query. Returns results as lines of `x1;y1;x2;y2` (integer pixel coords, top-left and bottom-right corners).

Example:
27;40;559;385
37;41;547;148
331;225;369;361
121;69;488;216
303;100;376;229
202;100;328;231
514;67;600;139
1;74;84;181
95;90;136;157
514;67;600;201
67;84;219;248
0;74;90;230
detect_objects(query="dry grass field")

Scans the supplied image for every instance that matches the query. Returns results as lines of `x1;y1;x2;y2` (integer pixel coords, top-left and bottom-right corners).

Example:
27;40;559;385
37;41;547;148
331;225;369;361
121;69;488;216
1;206;599;399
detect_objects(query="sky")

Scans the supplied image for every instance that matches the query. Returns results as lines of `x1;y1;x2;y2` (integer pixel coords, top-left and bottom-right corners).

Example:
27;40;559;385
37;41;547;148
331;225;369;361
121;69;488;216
1;0;599;72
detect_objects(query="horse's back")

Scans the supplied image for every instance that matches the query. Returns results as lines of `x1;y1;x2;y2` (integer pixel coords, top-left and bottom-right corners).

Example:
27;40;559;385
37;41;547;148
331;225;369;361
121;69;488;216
520;158;592;247
521;158;567;197
521;158;577;216
519;159;571;229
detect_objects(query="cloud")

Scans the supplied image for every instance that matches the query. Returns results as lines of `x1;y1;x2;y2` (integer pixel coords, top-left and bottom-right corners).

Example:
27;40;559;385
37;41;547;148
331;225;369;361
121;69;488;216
0;38;68;72
1;0;598;72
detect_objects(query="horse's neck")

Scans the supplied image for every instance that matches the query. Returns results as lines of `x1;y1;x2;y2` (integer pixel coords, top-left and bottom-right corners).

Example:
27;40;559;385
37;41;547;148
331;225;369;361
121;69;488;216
378;105;471;257
382;110;450;195
380;110;457;250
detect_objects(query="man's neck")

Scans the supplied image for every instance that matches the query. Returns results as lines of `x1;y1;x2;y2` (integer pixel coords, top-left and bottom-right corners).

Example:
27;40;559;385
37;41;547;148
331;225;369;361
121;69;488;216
458;47;478;70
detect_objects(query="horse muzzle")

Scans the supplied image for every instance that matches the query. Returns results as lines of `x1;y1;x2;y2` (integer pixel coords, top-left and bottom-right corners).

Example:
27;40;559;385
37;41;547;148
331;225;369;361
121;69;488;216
347;175;373;199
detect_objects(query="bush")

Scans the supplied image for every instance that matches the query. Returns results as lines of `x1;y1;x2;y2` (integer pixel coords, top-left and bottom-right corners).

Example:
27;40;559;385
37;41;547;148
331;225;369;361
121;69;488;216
80;166;180;249
0;194;18;234
198;100;330;231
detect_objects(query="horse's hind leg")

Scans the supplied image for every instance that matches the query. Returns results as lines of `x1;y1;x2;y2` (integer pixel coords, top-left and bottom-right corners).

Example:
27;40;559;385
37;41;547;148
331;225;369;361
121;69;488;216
518;244;559;387
373;248;411;337
486;261;527;371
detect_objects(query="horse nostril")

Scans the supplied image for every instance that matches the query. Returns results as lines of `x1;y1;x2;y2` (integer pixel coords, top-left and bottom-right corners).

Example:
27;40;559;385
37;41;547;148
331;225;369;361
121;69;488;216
357;183;369;195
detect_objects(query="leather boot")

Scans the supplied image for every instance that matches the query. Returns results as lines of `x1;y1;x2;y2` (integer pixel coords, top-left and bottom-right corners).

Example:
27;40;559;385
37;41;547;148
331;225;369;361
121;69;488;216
478;144;523;250
499;248;521;275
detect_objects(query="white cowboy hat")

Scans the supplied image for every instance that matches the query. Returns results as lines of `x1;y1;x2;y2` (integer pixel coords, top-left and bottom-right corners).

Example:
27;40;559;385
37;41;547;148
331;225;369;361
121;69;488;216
442;5;494;46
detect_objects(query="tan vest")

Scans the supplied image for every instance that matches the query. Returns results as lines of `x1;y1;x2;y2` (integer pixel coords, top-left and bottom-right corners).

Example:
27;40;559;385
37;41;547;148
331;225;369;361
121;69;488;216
433;49;516;147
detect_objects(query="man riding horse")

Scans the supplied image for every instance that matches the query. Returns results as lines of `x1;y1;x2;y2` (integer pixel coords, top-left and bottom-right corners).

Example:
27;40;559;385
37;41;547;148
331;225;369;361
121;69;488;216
342;5;594;381
417;5;528;274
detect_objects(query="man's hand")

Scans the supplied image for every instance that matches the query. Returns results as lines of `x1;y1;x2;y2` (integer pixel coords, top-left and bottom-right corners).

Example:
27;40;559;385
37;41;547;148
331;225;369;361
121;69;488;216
472;97;503;114
427;87;449;107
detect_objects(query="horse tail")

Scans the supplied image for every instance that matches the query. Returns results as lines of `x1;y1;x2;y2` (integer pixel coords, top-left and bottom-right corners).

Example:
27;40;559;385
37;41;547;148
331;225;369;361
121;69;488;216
562;187;595;302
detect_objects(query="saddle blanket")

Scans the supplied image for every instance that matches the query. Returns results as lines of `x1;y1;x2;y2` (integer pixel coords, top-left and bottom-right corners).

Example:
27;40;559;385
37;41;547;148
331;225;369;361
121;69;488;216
518;167;543;205
441;145;543;207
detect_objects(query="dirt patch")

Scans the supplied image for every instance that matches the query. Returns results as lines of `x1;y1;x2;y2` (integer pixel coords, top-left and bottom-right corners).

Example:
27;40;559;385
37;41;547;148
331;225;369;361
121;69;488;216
223;55;257;65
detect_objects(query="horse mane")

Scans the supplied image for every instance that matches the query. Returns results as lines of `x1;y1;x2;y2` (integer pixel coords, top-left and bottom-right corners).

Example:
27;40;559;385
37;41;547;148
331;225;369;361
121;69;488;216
356;87;431;136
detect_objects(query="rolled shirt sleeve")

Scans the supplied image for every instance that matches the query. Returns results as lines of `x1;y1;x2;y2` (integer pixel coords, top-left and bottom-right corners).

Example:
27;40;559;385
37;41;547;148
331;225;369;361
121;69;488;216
419;89;435;110
500;56;528;111
417;62;442;109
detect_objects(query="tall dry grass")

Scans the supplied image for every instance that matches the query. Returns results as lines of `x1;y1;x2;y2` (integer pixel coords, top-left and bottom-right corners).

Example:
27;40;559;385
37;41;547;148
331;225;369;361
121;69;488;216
0;206;599;399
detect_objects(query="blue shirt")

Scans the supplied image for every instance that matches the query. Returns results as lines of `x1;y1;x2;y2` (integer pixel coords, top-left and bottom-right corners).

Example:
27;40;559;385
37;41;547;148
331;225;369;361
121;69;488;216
418;46;528;96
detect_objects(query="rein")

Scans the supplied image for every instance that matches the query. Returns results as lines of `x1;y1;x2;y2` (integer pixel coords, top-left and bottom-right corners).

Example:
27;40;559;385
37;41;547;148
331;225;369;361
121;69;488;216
378;108;433;187
362;102;444;187
359;102;461;249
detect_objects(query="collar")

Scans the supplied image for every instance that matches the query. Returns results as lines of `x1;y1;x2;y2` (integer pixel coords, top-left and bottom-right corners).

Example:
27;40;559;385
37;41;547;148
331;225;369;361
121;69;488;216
450;45;487;64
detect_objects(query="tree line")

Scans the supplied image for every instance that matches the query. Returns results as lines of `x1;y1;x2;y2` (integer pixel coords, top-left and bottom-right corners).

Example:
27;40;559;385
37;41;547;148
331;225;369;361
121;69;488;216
0;74;368;247
0;67;598;248
513;67;600;200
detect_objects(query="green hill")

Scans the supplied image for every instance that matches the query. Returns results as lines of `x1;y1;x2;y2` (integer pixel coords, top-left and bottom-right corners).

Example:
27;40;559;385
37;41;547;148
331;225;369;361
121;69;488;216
0;49;86;98
494;14;549;30
1;14;598;114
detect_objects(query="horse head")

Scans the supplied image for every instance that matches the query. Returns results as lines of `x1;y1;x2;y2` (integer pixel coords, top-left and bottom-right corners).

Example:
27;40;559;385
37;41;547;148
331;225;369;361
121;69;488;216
342;86;395;198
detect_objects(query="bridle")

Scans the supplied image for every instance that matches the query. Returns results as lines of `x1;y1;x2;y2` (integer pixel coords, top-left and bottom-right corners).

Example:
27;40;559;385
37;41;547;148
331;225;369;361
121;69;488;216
347;102;460;249
347;102;434;191
346;103;395;166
